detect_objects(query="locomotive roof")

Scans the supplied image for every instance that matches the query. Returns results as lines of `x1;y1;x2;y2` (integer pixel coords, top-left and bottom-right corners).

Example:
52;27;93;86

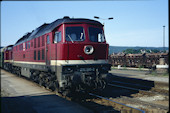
15;32;32;45
4;45;13;51
14;17;103;46
6;45;13;48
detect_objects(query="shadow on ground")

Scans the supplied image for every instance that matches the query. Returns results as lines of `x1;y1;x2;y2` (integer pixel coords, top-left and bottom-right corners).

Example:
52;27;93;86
99;73;155;98
1;94;93;113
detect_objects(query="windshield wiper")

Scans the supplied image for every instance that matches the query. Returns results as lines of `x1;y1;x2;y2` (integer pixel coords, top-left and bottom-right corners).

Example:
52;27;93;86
67;34;74;43
80;33;84;41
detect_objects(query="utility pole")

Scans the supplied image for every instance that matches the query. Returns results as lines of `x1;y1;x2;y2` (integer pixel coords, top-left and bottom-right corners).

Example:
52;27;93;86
163;25;165;52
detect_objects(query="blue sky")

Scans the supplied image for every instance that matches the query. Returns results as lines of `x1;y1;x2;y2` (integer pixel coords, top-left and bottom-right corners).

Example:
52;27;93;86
1;0;169;47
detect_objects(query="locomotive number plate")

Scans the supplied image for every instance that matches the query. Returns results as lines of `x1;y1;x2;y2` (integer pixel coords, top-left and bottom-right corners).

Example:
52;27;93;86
79;68;95;72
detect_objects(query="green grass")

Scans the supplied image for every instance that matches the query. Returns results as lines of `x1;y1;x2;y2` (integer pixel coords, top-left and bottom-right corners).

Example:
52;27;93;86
111;66;117;69
138;66;144;71
162;73;169;76
150;71;169;76
122;66;127;70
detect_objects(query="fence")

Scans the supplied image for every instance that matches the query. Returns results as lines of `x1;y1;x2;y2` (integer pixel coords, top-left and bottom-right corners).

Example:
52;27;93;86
108;53;169;68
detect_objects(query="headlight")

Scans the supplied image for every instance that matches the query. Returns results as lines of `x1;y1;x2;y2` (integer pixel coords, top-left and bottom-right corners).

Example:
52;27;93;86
84;45;94;55
63;67;74;73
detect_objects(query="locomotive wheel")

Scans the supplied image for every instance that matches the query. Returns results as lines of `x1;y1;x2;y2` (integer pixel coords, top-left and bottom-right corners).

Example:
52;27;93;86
39;78;45;87
61;90;71;97
31;73;39;83
99;79;106;89
45;81;54;90
17;71;21;77
34;76;39;83
30;73;34;81
31;71;40;83
45;83;50;89
92;81;98;90
54;81;59;92
39;80;43;86
38;73;45;86
49;81;57;91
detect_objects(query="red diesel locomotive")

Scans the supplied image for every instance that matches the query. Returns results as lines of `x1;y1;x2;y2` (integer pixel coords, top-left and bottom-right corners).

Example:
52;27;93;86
3;16;111;95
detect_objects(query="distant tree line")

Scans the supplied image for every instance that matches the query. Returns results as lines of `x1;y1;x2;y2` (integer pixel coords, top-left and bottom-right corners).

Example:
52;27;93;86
123;48;162;54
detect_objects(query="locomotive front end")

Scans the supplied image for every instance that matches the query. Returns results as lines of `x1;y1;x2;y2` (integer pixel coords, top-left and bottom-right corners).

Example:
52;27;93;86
54;18;111;93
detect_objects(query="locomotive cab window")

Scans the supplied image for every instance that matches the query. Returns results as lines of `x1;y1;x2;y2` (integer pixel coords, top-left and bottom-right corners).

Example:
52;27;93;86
34;39;36;48
38;50;40;60
54;31;61;43
31;42;33;47
28;42;30;49
89;27;105;42
42;49;44;60
42;36;45;46
47;35;50;44
65;27;85;42
7;47;12;50
38;37;40;47
26;42;27;49
34;50;36;60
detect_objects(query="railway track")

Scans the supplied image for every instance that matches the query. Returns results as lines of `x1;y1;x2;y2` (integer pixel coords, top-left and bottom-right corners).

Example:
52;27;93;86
87;93;145;113
27;77;147;113
107;80;169;113
17;74;170;113
108;82;169;96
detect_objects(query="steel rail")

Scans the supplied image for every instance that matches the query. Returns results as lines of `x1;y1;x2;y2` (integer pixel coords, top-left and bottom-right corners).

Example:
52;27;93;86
88;93;145;113
108;83;168;96
108;83;157;96
108;83;145;91
111;80;151;89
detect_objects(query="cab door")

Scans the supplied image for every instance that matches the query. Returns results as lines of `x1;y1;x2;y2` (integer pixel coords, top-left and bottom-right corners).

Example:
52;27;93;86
45;34;51;66
54;31;62;60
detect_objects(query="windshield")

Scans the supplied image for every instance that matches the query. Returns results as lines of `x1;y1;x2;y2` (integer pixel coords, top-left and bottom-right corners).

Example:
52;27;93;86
89;27;105;42
7;47;12;50
65;27;85;42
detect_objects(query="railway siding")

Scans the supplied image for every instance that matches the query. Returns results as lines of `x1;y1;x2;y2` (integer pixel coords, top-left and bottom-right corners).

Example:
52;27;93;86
105;69;169;113
88;93;145;113
108;53;169;68
109;69;169;83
